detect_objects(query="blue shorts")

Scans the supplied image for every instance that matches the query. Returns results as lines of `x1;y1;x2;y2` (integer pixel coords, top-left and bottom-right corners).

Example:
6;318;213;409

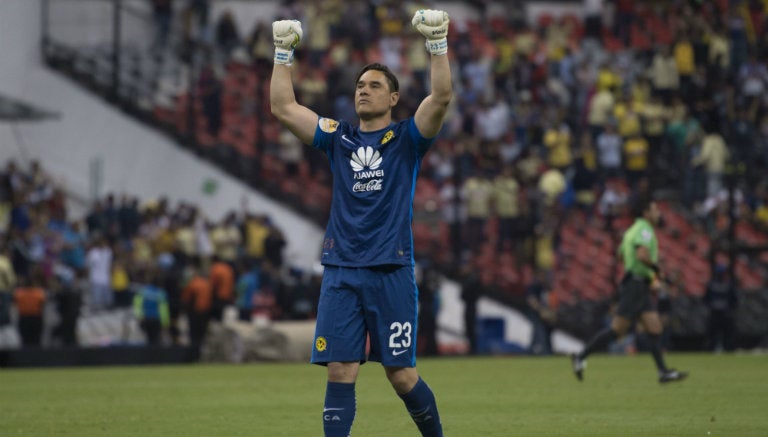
311;264;418;367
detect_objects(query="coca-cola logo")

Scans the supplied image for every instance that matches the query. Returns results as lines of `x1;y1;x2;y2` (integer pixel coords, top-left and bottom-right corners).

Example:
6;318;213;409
353;179;383;192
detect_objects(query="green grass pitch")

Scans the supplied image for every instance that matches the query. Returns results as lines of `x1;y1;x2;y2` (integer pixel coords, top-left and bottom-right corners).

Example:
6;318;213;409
1;353;766;436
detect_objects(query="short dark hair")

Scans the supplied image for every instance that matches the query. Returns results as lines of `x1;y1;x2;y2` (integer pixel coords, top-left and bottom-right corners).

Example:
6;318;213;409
630;195;654;218
355;63;399;92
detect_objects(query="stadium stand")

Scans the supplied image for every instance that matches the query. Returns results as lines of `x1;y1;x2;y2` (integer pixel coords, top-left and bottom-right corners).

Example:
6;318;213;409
2;0;768;358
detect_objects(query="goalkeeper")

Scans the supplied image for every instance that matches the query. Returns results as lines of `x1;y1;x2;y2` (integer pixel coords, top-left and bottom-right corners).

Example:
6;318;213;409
270;9;452;437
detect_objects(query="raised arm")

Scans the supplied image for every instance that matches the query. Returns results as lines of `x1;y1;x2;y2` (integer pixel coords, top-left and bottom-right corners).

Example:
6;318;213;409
269;20;318;145
411;10;453;139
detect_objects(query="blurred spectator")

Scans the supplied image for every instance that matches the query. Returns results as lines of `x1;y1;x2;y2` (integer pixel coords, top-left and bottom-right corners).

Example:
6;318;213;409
691;126;729;199
525;271;555;355
174;213;197;261
304;0;336;68
111;253;132;308
86;235;113;311
277;127;304;177
463;50;493;103
245;21;273;67
58;220;86;274
161;248;187;345
133;268;170;346
297;69;329;115
406;31;429;91
51;263;81;347
736;52;768;119
623;132;650;189
183;0;210;41
571;138;600;219
537;166;566;207
0;244;17;328
474;95;511;143
375;0;407;73
673;32;696;102
543;111;573;172
117;195;140;245
182;260;212;352
613;0;634;46
235;259;261;322
194;216;214;268
459;263;482;355
587;84;616;141
243;213;270;264
438;179;463;266
417;262;440;356
583;0;604;40
461;172;493;252
214;9;241;58
596;120;623;181
9;228;33;280
9;191;32;234
598;178;627;232
13;270;46;347
707;24;730;79
264;226;286;270
648;44;679;104
533;210;559;282
86;200;106;238
209;255;234;322
729;108;757;166
198;61;223;138
151;0;172;50
615;93;642;142
210;211;241;266
641;94;670;175
282;268;320;320
102;194;120;244
703;265;737;352
492;165;523;255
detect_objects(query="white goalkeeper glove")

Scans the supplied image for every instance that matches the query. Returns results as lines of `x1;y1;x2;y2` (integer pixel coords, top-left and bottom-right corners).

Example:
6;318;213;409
272;20;303;65
411;9;450;56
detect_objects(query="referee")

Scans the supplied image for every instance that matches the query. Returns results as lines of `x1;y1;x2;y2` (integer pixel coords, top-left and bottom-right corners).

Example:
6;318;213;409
571;196;688;384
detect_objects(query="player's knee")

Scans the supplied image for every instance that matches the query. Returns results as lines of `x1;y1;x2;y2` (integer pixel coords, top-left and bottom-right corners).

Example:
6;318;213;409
328;362;360;383
611;318;631;337
385;366;419;394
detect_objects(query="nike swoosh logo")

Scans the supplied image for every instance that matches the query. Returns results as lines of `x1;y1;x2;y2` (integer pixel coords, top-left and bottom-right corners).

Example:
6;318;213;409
342;134;355;145
392;349;408;356
323;408;345;412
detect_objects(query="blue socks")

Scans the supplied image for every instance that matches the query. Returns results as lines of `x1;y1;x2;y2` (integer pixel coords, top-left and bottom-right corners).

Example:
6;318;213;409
323;381;356;437
399;377;444;437
323;378;443;437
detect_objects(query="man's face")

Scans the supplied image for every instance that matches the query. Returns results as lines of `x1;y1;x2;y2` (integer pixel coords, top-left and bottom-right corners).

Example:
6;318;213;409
355;70;399;120
646;201;661;226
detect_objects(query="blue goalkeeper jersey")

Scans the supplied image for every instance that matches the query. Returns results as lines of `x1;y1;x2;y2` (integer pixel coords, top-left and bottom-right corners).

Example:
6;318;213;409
313;117;433;267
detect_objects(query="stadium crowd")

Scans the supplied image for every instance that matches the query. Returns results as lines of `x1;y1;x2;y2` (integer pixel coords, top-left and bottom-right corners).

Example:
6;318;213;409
0;158;323;349
12;0;768;352
163;0;768;283
158;0;767;350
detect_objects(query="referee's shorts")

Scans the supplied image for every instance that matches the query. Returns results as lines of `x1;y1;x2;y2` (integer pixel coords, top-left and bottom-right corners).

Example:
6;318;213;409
615;273;654;320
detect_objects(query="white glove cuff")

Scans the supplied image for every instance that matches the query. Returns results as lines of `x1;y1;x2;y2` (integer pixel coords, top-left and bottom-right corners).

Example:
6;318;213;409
274;47;294;65
426;37;448;56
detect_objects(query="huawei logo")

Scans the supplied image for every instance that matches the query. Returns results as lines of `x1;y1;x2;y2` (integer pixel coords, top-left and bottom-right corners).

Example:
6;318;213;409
350;146;382;172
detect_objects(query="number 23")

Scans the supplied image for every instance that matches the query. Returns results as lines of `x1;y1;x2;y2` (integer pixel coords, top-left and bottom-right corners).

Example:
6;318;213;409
389;322;412;348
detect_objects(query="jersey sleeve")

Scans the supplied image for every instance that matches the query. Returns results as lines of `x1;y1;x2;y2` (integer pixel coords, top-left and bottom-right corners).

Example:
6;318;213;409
313;117;341;152
407;118;435;157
